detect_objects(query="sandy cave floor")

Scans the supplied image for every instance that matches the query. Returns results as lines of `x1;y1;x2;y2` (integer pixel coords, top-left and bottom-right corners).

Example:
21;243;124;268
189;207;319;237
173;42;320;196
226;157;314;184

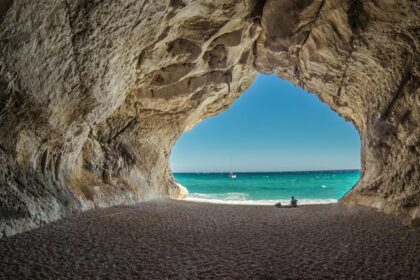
1;200;420;279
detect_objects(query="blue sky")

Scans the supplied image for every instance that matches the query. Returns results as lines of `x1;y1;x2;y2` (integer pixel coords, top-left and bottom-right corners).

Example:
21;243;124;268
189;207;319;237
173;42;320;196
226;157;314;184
170;74;361;172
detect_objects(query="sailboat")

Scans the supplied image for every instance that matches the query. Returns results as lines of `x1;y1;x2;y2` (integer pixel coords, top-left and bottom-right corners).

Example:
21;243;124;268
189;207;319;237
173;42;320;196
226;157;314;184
228;157;237;179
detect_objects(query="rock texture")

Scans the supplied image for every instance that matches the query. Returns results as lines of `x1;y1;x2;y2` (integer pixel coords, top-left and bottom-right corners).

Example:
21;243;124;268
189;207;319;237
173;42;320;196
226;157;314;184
255;0;420;223
0;0;419;237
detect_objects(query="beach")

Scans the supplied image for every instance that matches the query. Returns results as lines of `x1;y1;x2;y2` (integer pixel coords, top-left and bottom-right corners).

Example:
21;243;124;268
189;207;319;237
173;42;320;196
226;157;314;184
1;200;419;279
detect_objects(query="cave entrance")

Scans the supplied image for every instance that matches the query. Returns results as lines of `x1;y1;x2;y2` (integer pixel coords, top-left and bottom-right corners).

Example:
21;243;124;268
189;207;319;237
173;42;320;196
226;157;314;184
170;74;361;205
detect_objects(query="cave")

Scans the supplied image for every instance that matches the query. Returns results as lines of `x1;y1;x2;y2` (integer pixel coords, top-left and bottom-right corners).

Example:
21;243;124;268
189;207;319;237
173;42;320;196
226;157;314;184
0;0;419;238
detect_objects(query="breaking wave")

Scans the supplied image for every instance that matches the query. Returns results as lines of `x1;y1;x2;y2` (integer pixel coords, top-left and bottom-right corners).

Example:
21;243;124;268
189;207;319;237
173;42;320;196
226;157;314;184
185;192;337;205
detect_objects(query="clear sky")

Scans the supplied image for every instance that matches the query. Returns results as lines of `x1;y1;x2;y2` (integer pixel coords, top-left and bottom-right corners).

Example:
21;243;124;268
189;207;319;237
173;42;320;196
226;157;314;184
170;74;361;172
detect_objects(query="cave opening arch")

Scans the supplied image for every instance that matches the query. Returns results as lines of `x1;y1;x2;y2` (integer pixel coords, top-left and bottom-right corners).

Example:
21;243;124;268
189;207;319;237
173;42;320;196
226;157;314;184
170;73;362;204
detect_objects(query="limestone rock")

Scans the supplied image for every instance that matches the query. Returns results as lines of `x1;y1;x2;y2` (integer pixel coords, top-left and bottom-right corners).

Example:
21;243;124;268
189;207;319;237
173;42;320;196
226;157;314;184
0;0;419;237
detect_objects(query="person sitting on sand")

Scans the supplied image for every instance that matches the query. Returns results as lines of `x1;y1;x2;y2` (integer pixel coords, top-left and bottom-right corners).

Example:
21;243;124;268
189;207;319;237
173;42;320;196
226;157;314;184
290;196;298;207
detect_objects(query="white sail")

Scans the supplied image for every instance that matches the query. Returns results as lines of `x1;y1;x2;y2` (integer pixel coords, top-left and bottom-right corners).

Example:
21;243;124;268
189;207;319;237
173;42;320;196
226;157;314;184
229;157;237;178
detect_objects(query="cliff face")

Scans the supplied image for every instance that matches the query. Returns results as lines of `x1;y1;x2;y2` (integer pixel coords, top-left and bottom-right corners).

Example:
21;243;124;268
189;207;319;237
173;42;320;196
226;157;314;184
254;0;420;222
0;0;418;237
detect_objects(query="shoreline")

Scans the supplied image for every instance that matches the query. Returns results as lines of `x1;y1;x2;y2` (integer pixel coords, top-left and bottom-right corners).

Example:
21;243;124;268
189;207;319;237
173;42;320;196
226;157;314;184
183;196;338;206
1;199;419;279
173;170;359;208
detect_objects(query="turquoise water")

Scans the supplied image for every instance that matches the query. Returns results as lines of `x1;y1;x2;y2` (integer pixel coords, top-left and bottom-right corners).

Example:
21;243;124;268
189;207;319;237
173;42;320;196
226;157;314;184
174;170;360;205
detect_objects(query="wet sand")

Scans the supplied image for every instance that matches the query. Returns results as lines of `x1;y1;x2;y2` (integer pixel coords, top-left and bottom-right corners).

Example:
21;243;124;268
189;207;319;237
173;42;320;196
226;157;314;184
1;200;419;279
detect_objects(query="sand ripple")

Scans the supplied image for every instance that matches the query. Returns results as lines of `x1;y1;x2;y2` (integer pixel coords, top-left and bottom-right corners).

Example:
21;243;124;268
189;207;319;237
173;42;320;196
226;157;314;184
1;200;420;279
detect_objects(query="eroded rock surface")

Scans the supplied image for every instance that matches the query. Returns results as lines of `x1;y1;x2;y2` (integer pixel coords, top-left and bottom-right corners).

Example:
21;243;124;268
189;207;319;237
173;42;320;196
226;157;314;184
255;0;420;223
0;0;419;237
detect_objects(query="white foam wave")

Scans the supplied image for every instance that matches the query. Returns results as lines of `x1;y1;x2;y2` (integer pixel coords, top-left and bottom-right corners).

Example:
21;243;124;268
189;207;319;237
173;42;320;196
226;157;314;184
185;193;337;205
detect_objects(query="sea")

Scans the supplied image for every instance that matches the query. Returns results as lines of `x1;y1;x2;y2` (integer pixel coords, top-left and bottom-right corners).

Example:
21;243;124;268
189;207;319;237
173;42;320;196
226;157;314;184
173;170;360;205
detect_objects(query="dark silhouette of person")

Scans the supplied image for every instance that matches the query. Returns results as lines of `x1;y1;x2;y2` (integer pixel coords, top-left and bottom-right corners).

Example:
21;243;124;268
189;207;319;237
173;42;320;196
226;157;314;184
291;196;298;207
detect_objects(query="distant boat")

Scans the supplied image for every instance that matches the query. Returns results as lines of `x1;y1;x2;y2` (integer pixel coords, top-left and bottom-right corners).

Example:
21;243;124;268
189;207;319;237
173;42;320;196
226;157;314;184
229;157;237;178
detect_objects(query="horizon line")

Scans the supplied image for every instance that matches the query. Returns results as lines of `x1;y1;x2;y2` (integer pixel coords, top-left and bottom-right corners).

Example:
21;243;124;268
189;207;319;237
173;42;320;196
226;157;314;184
173;168;361;174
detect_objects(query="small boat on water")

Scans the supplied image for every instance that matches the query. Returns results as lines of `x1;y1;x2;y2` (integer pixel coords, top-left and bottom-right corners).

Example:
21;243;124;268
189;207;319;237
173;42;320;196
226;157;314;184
228;157;237;178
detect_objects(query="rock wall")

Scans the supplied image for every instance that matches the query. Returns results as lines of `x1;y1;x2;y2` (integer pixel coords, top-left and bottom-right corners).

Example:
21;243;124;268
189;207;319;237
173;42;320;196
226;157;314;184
253;0;419;224
0;0;418;237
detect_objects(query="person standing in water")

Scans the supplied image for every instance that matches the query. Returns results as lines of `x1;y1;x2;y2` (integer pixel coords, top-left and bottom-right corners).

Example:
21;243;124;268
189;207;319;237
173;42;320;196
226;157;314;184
291;196;298;207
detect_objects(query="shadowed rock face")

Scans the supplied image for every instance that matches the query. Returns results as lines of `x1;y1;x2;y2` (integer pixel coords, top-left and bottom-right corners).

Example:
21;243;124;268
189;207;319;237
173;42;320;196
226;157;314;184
255;0;419;222
0;0;418;237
